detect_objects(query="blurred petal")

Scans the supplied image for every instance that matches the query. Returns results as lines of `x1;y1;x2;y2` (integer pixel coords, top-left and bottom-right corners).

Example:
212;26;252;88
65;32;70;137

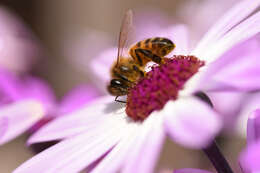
201;11;260;63
122;114;165;173
0;69;22;101
0;100;45;145
14;122;127;173
58;84;100;114
166;25;189;55
63;29;112;78
164;97;221;149
236;92;260;138
0;7;42;73
211;49;260;91
207;91;245;131
247;109;260;145
193;0;260;57
240;141;260;172
175;168;213;173
90;48;117;93
21;76;57;113
28;96;124;144
198;37;260;92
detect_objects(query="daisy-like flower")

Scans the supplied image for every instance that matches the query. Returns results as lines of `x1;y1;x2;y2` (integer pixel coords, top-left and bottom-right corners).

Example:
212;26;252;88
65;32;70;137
0;5;101;147
0;68;100;146
0;69;55;145
14;1;260;173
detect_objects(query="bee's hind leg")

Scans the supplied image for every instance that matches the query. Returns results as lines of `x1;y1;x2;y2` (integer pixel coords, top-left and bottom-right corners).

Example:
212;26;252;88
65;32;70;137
115;96;127;103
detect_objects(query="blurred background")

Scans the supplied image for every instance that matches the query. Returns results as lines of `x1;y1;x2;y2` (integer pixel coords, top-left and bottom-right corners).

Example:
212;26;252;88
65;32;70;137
0;0;244;172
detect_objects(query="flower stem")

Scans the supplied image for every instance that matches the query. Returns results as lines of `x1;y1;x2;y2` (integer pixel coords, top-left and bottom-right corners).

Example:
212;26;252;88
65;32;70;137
195;92;234;173
203;141;234;173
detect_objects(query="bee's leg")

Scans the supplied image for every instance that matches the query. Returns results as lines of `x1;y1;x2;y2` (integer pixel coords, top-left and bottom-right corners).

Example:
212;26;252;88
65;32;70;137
135;48;163;65
115;96;127;103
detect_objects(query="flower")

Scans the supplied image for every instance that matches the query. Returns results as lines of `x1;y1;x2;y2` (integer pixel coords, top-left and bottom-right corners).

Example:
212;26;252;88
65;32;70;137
0;69;55;145
14;1;260;173
0;6;55;146
0;68;100;146
0;5;101;147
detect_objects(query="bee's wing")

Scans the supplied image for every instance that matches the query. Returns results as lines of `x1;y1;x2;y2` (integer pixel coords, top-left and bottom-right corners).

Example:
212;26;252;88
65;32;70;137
116;9;134;67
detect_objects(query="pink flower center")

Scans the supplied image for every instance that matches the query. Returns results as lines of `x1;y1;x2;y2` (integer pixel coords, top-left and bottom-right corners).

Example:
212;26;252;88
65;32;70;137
126;55;205;121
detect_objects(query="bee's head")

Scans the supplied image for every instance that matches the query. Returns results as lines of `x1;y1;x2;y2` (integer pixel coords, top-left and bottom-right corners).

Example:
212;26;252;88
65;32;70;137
107;79;129;96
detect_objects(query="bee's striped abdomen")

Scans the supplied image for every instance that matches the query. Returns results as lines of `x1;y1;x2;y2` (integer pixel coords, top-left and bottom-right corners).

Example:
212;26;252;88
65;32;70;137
129;37;175;67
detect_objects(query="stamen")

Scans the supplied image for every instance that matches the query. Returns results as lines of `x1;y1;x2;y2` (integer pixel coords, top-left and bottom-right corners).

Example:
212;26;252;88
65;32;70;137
126;55;205;121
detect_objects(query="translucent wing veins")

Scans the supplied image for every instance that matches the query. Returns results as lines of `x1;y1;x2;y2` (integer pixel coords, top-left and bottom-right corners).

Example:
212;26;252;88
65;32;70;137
116;9;134;67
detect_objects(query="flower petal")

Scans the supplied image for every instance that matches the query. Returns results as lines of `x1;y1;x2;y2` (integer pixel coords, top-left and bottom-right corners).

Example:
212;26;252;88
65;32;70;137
201;11;260;63
0;68;22;101
14;115;129;173
89;123;140;173
164;97;221;149
58;84;100;114
122;114;165;173
193;0;260;57
167;25;189;55
236;92;260;138
0;100;44;145
90;48;117;92
174;168;213;173
0;7;41;73
196;37;260;92
207;91;246;131
247;109;260;145
21;76;57;114
63;29;111;80
28;96;123;144
240;141;260;172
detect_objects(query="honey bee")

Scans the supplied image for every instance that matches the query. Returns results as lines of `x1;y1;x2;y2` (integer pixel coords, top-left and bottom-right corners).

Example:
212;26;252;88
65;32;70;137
107;10;175;102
